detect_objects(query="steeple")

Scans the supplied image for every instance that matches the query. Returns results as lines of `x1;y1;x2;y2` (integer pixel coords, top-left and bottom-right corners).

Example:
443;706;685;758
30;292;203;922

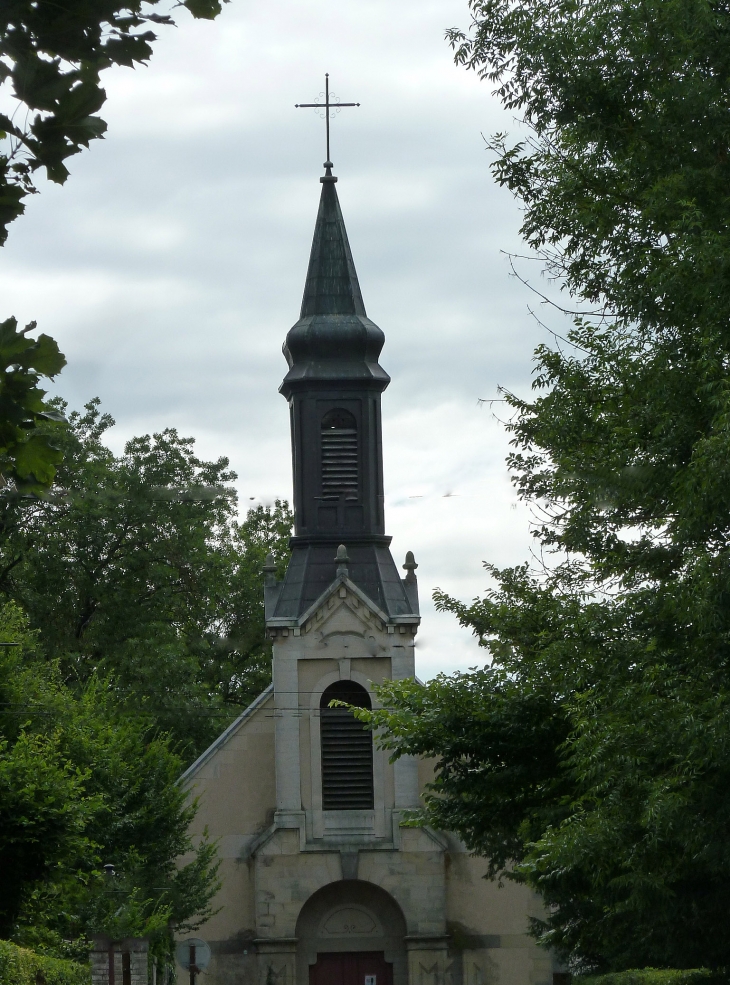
281;166;389;394
300;165;365;317
267;165;418;624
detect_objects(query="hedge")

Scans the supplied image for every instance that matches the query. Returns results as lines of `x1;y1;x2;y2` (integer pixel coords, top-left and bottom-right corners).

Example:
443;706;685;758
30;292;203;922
0;941;88;985
577;970;727;985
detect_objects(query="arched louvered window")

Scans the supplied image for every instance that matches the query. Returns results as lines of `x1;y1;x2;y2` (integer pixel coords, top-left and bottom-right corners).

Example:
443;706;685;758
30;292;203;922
321;408;358;500
320;680;374;810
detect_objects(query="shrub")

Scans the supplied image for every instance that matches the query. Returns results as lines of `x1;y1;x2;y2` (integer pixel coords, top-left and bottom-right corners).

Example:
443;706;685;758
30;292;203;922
0;940;88;985
577;970;727;985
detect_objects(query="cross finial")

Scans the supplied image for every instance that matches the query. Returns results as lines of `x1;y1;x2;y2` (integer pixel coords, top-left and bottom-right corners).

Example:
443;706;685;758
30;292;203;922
296;74;360;172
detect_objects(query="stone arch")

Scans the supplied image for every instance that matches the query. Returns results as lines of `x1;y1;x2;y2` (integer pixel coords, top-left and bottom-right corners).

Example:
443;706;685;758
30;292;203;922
309;669;378;713
295;880;407;985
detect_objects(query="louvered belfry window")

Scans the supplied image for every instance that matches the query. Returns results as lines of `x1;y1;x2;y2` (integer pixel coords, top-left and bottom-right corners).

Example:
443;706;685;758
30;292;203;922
321;408;358;500
320;681;374;810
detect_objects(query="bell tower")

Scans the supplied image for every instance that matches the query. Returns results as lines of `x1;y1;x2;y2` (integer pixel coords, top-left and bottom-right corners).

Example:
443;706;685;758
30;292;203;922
267;162;418;621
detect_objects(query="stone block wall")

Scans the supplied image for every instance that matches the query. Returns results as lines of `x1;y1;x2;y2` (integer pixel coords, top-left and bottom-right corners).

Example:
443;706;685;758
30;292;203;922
90;936;148;985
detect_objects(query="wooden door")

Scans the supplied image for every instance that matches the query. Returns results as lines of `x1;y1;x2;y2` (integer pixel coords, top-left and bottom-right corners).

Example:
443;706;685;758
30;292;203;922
309;951;393;985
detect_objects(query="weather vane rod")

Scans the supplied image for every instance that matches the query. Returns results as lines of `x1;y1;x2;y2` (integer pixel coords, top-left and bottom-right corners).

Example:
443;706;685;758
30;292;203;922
296;74;360;167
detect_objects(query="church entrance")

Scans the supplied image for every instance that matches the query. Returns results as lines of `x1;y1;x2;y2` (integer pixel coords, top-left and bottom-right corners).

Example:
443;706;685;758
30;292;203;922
296;881;407;985
309;951;393;985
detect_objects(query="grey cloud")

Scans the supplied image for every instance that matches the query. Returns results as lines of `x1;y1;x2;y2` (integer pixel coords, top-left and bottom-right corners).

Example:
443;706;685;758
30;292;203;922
1;0;552;675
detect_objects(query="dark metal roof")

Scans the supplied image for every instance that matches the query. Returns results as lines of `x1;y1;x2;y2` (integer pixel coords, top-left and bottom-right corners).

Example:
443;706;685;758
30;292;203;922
280;170;389;396
271;540;417;621
301;170;366;318
270;167;420;624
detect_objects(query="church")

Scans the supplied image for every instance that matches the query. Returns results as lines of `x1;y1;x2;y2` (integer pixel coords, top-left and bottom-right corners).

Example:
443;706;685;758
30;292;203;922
178;156;555;985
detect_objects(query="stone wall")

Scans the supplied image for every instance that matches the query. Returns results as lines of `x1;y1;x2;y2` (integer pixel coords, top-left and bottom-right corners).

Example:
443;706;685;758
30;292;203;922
90;937;148;985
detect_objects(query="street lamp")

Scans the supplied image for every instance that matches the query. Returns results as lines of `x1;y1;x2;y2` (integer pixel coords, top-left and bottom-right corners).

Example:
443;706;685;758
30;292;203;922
103;864;117;985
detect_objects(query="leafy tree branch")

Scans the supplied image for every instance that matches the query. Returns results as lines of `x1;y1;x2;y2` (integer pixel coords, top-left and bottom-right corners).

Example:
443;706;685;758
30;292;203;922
0;0;227;243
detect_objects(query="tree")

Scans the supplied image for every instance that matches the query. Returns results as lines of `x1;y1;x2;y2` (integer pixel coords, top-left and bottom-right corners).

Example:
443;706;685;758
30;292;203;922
1;0;230;492
367;572;730;971
362;0;730;972
0;399;292;759
0;317;66;493
0;601;220;963
0;0;227;244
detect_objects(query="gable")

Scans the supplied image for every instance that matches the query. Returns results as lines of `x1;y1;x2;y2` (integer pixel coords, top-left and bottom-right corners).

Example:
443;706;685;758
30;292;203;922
299;576;391;630
180;684;274;786
305;590;384;638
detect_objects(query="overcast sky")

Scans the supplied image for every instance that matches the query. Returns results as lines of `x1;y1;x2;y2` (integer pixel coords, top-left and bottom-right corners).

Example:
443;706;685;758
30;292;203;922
0;0;555;679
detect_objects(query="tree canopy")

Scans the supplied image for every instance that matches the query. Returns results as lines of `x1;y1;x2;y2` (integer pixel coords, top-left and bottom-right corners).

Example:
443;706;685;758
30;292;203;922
0;398;291;965
0;601;220;969
0;0;227;244
363;0;730;973
0;398;292;759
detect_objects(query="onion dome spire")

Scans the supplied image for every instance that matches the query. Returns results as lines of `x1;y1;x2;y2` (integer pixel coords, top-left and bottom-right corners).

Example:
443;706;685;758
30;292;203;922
280;164;389;397
269;161;417;622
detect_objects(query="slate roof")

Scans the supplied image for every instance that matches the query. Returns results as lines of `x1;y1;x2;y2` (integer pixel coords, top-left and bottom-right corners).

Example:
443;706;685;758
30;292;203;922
270;540;417;622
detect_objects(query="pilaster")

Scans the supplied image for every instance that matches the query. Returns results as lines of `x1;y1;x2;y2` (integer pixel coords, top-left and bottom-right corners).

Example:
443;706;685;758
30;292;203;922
406;936;450;985
273;635;302;811
390;636;420;809
256;938;298;985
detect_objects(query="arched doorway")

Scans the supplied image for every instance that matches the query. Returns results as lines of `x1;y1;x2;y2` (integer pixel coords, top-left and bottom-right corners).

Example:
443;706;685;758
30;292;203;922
295;880;407;985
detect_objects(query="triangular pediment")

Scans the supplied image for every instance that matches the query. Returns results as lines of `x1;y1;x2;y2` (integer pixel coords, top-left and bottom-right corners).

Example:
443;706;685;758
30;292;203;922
297;575;390;636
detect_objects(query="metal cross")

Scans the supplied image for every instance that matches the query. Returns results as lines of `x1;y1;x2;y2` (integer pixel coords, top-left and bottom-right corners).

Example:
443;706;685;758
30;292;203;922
296;74;360;165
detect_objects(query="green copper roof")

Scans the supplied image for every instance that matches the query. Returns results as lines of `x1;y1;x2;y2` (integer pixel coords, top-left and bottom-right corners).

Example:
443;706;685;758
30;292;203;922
300;169;366;318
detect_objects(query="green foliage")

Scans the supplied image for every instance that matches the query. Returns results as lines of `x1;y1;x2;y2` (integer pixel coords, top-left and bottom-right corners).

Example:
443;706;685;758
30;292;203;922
0;398;293;758
368;572;730;969
362;0;730;974
0;0;227;243
0;317;66;492
577;972;726;985
0;600;220;956
448;0;730;337
443;0;730;581
0;397;290;955
0;940;87;985
0;603;96;945
0;730;93;937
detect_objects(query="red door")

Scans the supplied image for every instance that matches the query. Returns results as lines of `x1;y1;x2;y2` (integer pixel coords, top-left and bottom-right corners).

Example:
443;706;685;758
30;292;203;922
309;952;393;985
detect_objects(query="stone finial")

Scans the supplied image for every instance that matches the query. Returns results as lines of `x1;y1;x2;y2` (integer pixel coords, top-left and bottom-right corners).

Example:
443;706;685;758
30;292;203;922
263;553;277;588
335;543;350;578
403;551;418;585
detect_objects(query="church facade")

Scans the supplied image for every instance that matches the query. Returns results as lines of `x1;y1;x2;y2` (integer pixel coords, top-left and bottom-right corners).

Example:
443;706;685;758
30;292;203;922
178;161;554;985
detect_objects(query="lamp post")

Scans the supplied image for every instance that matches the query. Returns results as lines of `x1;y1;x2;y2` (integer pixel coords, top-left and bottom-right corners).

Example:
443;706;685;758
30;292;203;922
103;864;116;985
